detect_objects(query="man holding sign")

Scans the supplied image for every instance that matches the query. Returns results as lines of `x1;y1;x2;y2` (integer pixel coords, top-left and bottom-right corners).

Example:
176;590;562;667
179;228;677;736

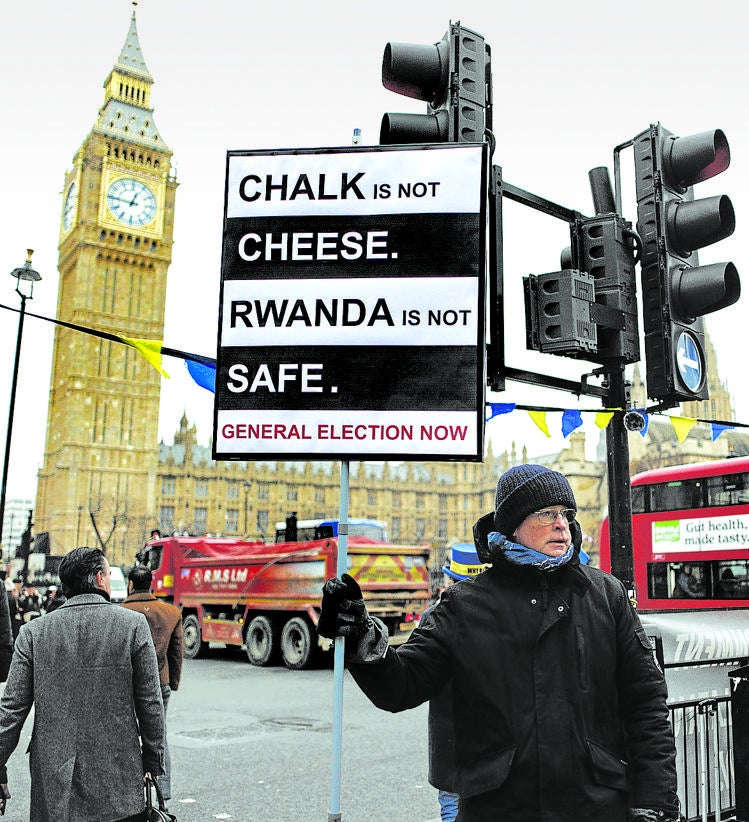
319;464;679;822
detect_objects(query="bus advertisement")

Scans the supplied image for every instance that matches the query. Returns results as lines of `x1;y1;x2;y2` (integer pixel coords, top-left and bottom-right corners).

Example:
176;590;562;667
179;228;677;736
599;455;749;611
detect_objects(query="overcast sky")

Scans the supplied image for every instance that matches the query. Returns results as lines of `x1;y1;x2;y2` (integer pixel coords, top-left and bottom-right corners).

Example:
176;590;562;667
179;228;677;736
1;0;746;501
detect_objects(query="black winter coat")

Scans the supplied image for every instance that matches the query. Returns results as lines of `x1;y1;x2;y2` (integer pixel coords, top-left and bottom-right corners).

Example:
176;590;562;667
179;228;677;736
350;556;678;822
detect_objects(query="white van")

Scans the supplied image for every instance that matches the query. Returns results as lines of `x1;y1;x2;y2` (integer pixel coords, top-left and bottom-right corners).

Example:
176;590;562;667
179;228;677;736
109;566;128;603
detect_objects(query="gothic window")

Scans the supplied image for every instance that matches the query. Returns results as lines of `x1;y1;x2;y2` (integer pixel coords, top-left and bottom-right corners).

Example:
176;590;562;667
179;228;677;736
225;509;239;533
159;506;174;532
193;508;207;534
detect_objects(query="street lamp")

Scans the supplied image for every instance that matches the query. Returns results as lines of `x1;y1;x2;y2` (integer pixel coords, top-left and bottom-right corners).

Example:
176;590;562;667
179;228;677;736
243;480;252;539
0;250;42;548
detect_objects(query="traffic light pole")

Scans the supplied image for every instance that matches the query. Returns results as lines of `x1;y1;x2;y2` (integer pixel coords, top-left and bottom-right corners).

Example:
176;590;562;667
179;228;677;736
604;366;635;597
589;166;635;599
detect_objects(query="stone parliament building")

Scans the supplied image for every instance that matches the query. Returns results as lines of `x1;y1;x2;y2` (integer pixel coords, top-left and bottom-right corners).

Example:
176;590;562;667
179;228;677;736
16;10;748;573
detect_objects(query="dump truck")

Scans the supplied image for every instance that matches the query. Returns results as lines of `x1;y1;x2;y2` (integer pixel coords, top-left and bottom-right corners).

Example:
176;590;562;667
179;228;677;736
135;534;431;669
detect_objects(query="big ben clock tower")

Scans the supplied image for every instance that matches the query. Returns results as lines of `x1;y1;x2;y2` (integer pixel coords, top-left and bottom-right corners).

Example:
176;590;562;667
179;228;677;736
35;6;177;566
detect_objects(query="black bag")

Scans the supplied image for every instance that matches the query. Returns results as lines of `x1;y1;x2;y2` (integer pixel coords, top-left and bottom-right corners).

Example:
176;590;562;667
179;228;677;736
145;774;177;822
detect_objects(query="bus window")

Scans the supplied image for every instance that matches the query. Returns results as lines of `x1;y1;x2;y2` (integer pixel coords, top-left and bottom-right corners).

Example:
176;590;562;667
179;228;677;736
651;480;703;512
631;485;646;514
669;562;706;599
707;472;749;507
648;563;670;600
715;560;749;599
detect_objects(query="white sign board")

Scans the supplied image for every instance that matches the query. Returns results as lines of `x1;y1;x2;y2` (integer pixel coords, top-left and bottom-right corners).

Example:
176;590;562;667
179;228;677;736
652;513;749;553
213;144;488;461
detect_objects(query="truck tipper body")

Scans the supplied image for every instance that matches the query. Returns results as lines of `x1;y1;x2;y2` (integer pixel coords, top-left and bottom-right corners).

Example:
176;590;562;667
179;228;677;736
136;535;431;669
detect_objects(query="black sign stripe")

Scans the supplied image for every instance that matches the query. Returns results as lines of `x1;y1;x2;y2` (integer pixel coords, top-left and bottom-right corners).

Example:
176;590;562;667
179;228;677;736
220;213;481;279
217;345;478;411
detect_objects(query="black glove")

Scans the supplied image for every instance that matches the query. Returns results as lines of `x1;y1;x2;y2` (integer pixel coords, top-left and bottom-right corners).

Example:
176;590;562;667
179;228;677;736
318;573;369;641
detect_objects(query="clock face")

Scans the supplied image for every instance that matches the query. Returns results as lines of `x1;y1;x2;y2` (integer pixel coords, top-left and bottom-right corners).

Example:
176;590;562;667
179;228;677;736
106;178;157;227
63;182;78;231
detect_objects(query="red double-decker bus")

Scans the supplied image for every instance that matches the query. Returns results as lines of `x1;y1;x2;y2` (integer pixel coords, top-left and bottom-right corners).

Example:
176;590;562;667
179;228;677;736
599;455;749;610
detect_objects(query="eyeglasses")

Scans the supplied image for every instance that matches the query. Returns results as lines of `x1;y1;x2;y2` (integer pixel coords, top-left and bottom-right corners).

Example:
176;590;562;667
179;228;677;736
530;508;576;525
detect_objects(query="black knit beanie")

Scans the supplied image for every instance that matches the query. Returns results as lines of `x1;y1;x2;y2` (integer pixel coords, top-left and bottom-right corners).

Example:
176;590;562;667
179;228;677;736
494;464;577;537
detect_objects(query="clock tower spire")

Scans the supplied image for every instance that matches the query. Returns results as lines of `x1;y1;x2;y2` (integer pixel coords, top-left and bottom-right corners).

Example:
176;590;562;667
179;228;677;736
35;6;177;566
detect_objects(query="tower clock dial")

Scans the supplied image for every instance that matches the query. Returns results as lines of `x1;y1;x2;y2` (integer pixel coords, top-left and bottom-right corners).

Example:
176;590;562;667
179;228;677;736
63;181;78;231
106;178;157;227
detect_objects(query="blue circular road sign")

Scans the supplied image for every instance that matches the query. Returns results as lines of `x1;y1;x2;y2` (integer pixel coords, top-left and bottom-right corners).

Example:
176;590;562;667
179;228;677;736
675;330;704;393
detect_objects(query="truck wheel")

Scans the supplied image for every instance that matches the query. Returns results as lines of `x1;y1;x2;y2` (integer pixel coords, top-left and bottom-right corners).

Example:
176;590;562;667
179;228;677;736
280;617;315;670
245;616;276;666
182;614;208;659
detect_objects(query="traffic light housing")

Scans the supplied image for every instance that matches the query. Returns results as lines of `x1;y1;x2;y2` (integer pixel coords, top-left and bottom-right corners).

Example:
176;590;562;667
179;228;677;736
564;212;640;364
524;179;639;365
380;22;491;145
523;269;597;357
633;124;740;405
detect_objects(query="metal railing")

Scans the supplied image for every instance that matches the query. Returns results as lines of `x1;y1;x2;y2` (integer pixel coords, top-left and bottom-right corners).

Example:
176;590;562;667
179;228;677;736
668;694;734;822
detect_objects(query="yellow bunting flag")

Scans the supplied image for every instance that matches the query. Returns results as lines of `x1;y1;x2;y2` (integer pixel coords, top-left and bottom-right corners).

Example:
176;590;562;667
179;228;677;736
670;416;697;443
594;411;614;429
528;410;550;437
118;335;170;378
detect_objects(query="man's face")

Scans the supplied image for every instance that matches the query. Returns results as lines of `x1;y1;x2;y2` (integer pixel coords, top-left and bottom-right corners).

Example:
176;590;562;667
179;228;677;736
513;505;573;557
97;559;112;595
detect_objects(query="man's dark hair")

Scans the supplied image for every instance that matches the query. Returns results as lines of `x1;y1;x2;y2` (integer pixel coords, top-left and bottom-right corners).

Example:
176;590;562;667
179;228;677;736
128;564;153;592
59;547;107;598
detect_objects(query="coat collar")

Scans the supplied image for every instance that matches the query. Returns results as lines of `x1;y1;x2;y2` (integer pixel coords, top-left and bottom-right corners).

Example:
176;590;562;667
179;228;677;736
124;592;156;603
488;553;591;594
59;592;111;608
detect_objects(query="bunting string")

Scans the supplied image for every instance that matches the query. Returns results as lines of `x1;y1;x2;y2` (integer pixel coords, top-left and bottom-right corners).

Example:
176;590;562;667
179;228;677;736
486;401;747;442
2;302;745;437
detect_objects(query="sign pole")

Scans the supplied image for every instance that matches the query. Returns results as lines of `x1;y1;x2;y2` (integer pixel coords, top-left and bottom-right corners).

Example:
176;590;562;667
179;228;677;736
328;458;350;821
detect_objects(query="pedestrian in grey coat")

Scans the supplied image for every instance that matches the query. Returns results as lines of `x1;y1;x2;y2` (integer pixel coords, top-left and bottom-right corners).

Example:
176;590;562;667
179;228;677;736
0;547;164;821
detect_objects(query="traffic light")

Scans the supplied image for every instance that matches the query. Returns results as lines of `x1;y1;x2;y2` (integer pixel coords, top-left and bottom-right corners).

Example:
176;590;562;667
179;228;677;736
633;124;740;405
523;269;597;356
524;168;640;364
560;167;640;365
380;22;491;145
